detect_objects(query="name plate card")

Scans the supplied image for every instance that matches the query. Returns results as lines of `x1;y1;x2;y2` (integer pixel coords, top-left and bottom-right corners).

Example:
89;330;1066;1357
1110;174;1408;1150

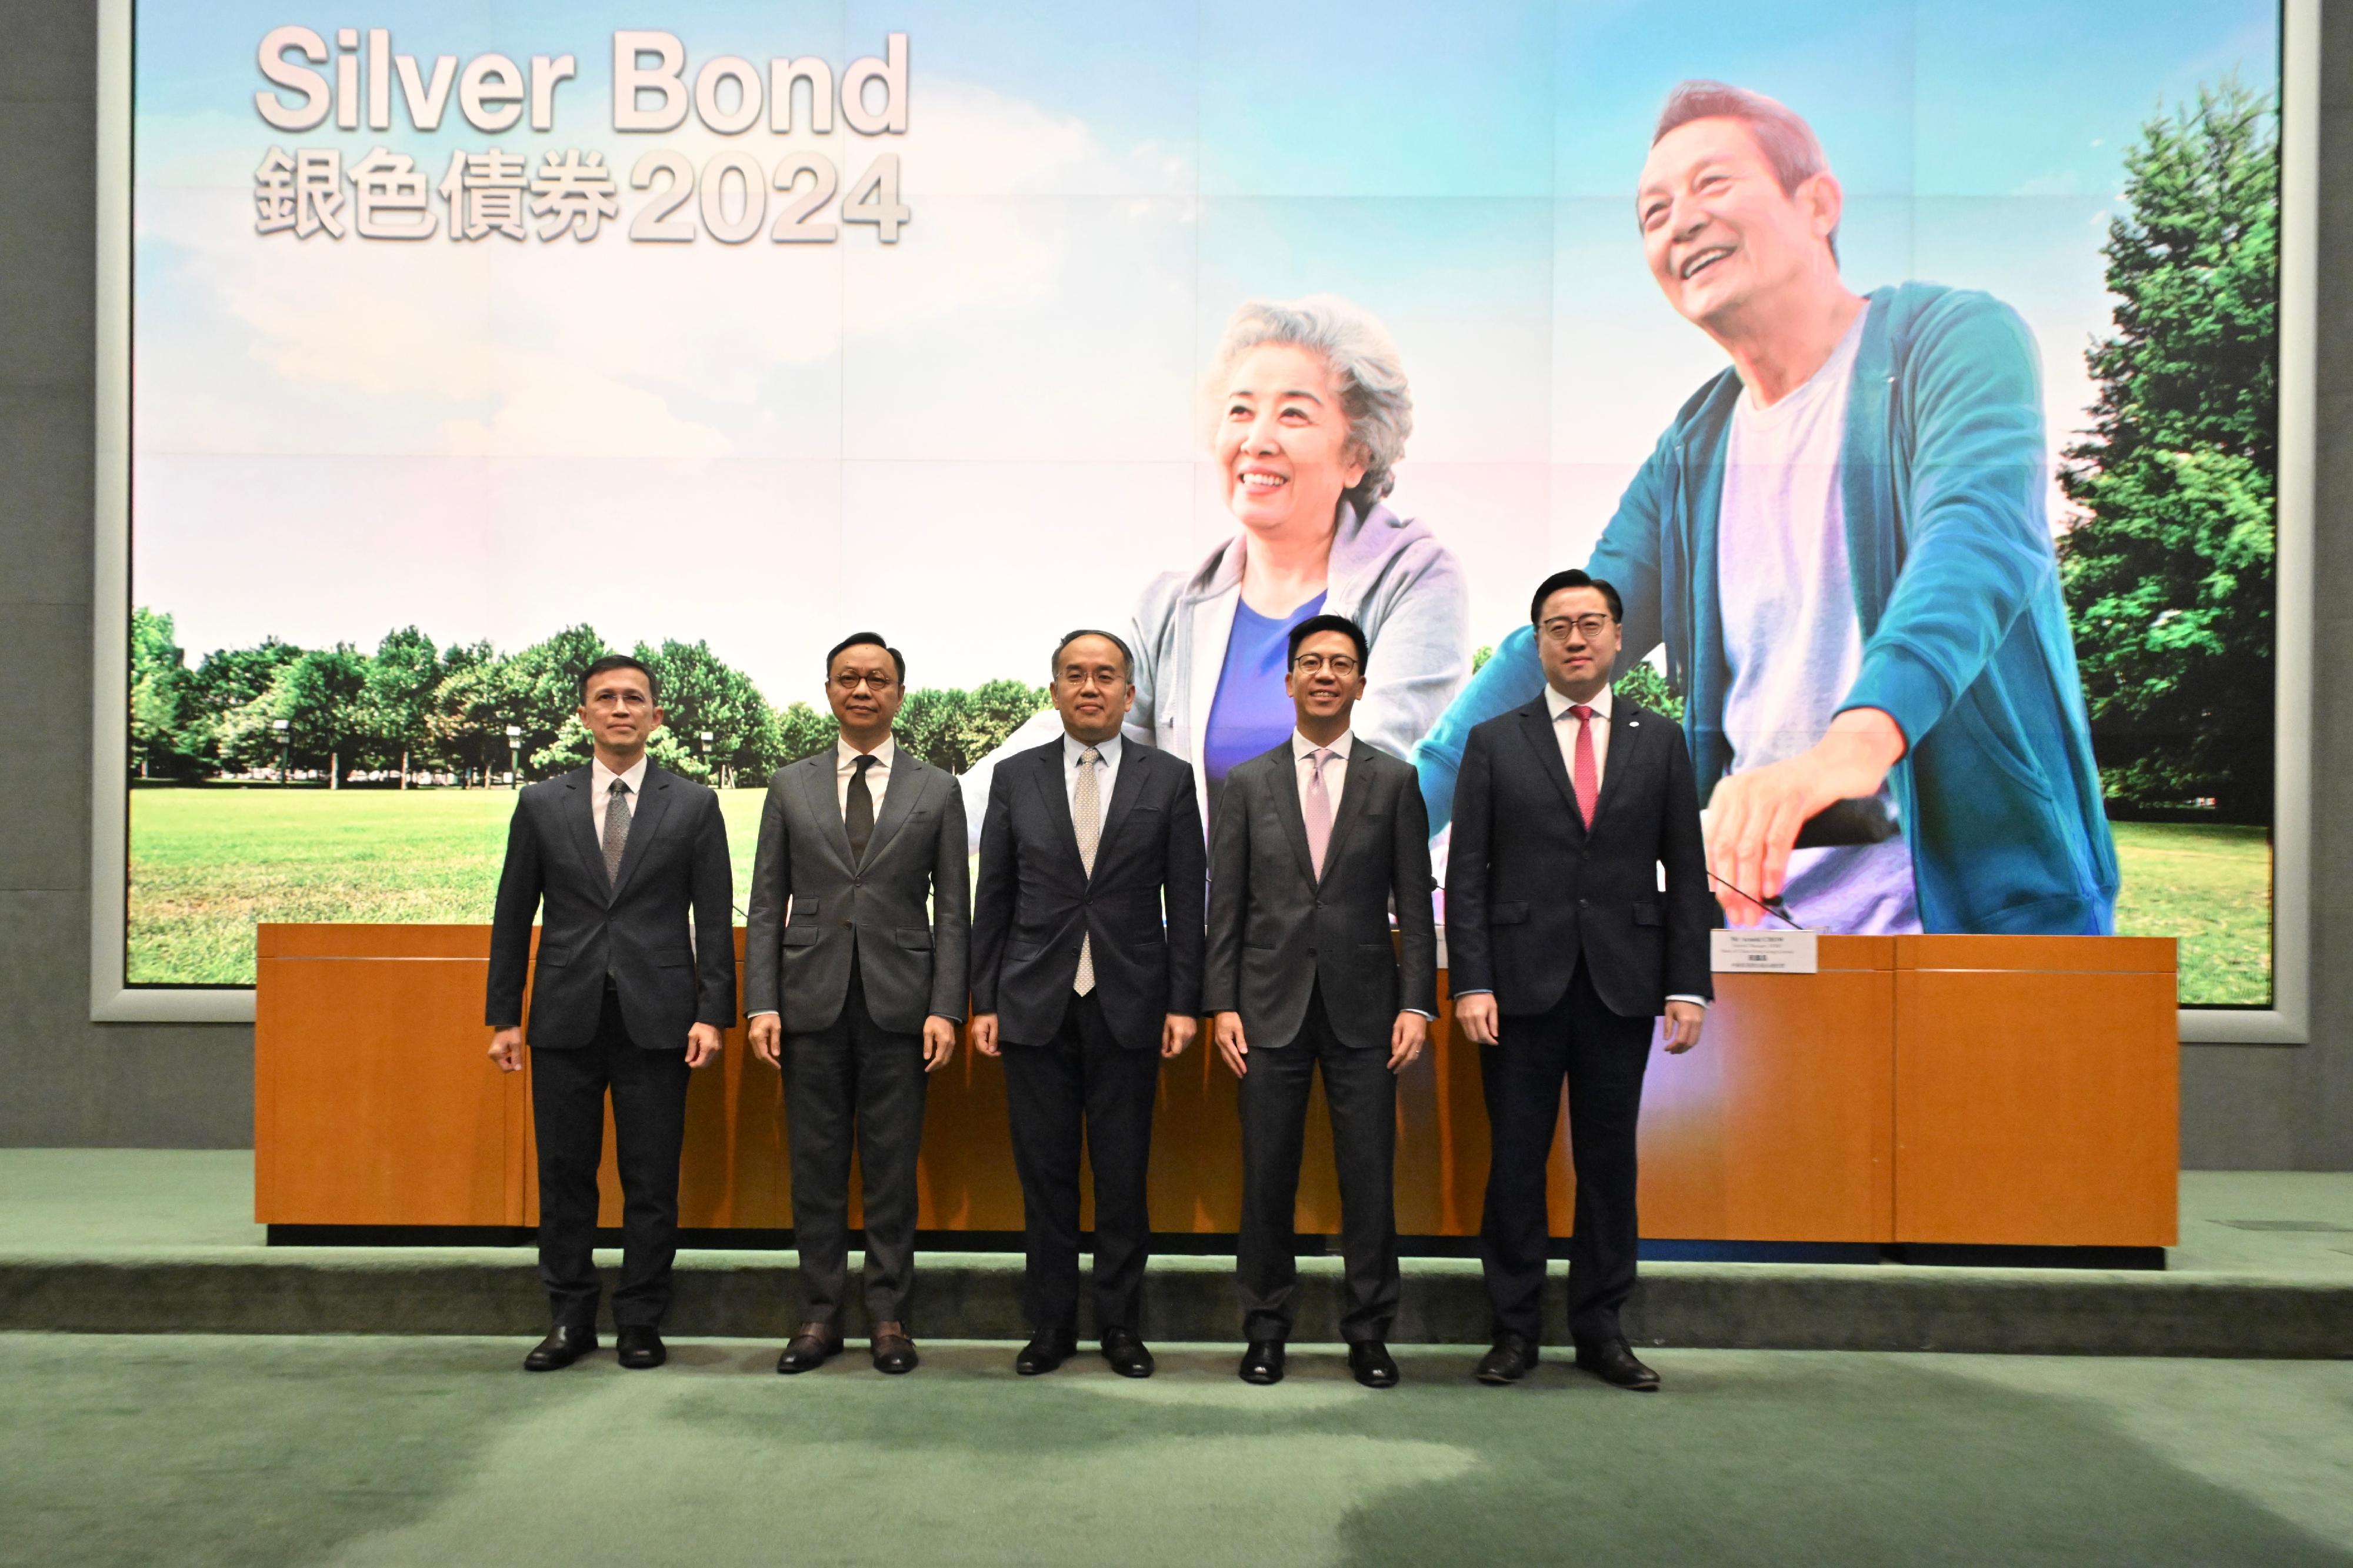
1711;929;1818;974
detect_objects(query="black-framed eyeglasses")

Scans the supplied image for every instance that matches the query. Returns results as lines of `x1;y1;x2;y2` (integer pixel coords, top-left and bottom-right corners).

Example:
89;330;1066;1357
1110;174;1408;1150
1538;613;1615;643
1291;654;1361;676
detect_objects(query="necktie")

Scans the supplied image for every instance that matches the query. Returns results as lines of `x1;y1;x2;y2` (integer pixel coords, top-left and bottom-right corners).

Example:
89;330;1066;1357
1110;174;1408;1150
1568;705;1599;828
845;754;877;862
1303;746;1335;880
602;778;632;886
1072;746;1102;995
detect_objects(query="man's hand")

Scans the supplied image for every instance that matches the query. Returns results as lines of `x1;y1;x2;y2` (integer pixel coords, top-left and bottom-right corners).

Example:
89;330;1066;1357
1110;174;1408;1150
488;1026;524;1073
970;1012;1001;1058
1388;1011;1429;1073
923;1015;958;1072
748;1013;782;1068
1657;1000;1705;1055
1213;1012;1249;1077
1454;992;1499;1047
1161;1013;1199;1059
1705;708;1906;926
685;1022;724;1068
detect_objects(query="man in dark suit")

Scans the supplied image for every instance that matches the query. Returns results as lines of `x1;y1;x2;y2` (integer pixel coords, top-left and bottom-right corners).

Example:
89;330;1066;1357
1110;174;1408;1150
1447;570;1713;1392
744;633;968;1376
1205;613;1437;1390
969;629;1205;1379
486;654;735;1373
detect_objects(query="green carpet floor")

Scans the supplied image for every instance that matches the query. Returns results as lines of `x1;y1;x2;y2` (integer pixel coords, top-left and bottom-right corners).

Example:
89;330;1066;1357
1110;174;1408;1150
5;1336;2351;1567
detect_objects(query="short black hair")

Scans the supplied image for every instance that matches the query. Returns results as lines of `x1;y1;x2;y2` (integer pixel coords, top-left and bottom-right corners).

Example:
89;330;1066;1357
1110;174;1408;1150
1529;569;1624;625
579;653;658;703
825;632;905;684
1287;613;1369;669
1051;628;1134;679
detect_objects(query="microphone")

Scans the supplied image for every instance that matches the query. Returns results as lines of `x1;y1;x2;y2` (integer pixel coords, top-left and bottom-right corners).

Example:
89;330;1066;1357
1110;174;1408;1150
1705;867;1806;931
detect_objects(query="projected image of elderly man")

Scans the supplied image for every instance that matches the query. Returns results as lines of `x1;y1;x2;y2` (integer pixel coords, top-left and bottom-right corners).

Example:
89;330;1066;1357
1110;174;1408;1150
1415;82;2117;938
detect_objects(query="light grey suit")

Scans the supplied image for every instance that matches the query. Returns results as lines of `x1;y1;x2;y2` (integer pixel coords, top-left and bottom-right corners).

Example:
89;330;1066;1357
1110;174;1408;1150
744;740;969;1326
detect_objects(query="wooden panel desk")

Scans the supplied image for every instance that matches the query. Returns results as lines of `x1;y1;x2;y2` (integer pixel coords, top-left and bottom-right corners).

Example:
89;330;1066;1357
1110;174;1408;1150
255;926;2172;1247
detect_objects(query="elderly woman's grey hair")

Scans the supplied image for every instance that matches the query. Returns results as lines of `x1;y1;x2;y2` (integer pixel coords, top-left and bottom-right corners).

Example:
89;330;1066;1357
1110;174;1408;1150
1207;295;1414;511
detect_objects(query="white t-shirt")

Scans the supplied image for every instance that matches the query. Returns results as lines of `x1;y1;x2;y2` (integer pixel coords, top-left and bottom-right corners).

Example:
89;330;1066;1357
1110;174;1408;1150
1716;313;1921;935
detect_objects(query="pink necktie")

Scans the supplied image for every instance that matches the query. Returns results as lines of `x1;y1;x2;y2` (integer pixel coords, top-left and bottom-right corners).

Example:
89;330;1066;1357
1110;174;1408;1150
1304;747;1334;879
1569;706;1598;828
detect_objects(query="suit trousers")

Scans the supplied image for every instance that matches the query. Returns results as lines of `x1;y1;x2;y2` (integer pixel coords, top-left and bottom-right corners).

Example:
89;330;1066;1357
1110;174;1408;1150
530;986;692;1331
781;953;928;1326
1235;985;1400;1343
1001;991;1162;1336
1479;956;1654;1345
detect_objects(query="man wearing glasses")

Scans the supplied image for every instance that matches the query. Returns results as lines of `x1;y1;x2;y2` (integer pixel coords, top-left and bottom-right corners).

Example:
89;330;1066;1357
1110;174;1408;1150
1204;614;1437;1389
744;633;970;1376
1447;572;1712;1392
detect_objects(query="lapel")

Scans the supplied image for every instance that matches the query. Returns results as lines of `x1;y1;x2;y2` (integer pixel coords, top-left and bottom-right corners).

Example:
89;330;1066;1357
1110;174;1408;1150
1094;742;1152;872
795;751;856;873
1317;743;1375;888
1268;746;1318;888
607;765;675;903
863;746;922;865
559;768;609;903
1586;703;1641;835
1515;698;1585;835
1027;742;1089;880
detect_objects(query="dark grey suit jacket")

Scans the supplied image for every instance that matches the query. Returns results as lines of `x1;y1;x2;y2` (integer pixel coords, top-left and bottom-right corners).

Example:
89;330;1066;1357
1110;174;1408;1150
1202;737;1437;1053
1444;694;1714;1019
742;742;970;1036
485;763;737;1050
970;737;1205;1052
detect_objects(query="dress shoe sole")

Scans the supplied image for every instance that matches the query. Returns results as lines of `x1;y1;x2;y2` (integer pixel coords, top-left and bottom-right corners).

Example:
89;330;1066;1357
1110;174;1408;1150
1239;1368;1284;1386
1475;1363;1528;1386
1352;1370;1399;1389
1579;1367;1659;1391
522;1355;582;1373
618;1352;665;1370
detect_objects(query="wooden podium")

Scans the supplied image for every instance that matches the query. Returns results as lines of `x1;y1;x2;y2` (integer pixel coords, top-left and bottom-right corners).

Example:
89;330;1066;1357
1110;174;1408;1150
254;926;2177;1249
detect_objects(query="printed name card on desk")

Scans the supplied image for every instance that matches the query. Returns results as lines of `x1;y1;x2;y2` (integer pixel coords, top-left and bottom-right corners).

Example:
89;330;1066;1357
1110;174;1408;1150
1711;930;1818;974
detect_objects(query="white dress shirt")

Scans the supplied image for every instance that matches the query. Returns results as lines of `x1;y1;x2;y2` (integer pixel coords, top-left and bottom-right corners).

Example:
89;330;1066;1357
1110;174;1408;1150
589;753;651;838
1291;727;1352;803
1063;731;1122;811
837;735;896;812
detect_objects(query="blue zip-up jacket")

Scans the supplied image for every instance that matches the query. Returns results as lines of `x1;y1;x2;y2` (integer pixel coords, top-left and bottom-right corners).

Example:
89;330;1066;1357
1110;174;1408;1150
1415;282;2118;936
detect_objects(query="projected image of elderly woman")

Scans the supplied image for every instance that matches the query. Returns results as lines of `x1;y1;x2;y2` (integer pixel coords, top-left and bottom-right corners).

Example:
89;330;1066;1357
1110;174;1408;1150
1143;296;1469;815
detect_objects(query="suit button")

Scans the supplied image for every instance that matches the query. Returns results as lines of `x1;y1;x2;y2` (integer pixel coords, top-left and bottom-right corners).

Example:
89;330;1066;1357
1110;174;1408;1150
841;919;854;929
1578;898;1589;908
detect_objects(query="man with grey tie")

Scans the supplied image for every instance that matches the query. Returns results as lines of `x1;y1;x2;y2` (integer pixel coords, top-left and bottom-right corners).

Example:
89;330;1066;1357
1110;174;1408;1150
486;655;735;1372
1205;615;1437;1388
745;633;969;1376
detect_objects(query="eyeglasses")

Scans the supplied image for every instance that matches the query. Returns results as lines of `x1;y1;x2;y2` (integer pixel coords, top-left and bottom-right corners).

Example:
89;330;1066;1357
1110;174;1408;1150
831;672;897;692
1291;655;1361;676
1538;614;1615;643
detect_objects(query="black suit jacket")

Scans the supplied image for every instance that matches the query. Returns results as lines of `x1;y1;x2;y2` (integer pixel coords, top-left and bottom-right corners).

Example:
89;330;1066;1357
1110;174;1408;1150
485;763;738;1050
1444;695;1714;1019
971;737;1206;1052
1202;738;1437;1052
741;743;969;1035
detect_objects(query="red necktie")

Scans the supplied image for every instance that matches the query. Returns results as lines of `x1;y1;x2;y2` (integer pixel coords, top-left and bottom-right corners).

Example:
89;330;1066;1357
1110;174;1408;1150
1569;705;1598;828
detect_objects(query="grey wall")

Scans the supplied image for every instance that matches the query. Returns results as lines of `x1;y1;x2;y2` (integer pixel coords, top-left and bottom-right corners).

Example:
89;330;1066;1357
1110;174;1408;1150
1;2;2348;1161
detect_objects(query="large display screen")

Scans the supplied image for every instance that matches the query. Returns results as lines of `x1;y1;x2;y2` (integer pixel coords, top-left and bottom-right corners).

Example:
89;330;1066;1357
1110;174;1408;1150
118;0;2287;1006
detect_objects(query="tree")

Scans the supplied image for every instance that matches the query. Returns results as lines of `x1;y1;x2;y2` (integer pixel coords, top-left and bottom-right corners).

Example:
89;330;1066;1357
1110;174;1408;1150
268;645;372;788
635;639;773;787
366;626;438;786
765;701;838;768
2058;76;2277;816
129;608;196;778
426;639;508;785
501;625;610;781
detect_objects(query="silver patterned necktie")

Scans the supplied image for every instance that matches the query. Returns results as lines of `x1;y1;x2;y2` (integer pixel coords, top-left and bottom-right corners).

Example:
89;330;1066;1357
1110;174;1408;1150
602;778;632;887
1072;746;1102;995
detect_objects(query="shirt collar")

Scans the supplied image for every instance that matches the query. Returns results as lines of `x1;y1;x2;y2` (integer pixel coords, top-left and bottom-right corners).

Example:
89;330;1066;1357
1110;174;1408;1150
591;753;651;795
1064;732;1121;768
1292;729;1354;761
1545;683;1613;723
838;735;896;772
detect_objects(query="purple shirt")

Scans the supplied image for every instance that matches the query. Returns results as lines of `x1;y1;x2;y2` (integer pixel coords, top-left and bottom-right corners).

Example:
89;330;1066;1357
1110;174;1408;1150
1201;592;1328;793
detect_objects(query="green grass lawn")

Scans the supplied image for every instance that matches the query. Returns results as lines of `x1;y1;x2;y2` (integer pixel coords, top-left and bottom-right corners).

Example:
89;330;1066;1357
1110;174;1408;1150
126;788;2272;1004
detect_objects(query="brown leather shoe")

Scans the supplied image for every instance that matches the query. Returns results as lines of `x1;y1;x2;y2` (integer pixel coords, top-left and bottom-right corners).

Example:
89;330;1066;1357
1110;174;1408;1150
776;1322;843;1374
870;1321;919;1374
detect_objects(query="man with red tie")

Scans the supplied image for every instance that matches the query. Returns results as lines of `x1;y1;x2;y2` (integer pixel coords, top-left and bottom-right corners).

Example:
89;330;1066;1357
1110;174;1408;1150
1444;570;1715;1391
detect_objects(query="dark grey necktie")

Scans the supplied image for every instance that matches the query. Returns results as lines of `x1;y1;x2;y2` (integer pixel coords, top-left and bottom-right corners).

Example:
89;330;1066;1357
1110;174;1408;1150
601;779;631;886
845;754;877;862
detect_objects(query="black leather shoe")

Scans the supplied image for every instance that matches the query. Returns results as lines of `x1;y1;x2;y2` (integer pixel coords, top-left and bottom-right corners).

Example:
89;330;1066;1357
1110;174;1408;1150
1015;1329;1078;1376
870;1322;919;1374
1100;1328;1156;1379
615;1326;666;1369
776;1322;843;1374
1348;1340;1401;1388
1575;1337;1660;1391
1475;1332;1539;1385
1238;1340;1286;1385
523;1323;596;1372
